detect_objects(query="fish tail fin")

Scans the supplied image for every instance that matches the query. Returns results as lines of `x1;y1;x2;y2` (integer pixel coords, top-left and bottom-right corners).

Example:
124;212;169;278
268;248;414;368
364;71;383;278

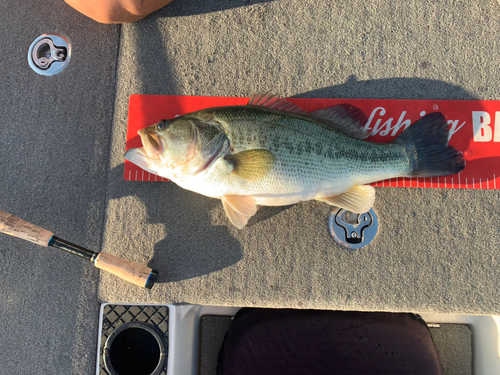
396;112;465;177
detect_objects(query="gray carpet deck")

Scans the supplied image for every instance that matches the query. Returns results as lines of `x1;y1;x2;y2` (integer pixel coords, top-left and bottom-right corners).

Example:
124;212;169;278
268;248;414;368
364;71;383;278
430;324;473;375
0;1;499;374
101;0;500;315
0;0;119;373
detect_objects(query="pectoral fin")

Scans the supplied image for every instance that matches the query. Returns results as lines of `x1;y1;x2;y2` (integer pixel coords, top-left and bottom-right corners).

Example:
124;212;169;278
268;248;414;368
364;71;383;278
225;149;275;182
221;195;258;229
317;185;375;213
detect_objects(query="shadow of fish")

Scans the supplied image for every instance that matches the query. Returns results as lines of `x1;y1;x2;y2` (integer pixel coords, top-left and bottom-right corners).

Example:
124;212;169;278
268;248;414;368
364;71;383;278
125;92;465;228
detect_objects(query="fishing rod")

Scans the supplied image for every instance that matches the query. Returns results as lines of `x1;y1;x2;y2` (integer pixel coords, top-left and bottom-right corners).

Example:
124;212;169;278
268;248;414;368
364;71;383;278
0;210;158;289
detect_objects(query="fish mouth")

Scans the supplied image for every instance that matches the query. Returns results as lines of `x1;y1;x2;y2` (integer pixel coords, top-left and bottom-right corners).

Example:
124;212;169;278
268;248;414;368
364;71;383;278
138;127;163;158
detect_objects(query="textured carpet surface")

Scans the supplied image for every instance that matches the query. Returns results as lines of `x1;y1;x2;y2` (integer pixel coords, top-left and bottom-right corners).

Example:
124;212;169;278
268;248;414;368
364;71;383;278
100;0;500;315
0;0;119;373
1;1;498;374
430;324;472;375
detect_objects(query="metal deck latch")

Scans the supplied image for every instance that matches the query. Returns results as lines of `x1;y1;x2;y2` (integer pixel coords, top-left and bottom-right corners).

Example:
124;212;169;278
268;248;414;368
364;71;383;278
329;208;378;249
28;34;71;76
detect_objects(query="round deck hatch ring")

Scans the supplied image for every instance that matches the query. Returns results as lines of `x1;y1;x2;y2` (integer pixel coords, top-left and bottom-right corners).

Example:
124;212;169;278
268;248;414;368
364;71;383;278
103;322;167;375
28;34;71;76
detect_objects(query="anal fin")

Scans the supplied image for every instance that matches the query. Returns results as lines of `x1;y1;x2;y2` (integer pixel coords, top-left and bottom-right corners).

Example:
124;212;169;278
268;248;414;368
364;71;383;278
221;195;258;229
316;185;375;213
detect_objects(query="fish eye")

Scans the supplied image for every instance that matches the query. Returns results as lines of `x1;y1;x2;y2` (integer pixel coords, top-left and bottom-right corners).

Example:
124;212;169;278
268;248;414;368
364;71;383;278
157;120;168;131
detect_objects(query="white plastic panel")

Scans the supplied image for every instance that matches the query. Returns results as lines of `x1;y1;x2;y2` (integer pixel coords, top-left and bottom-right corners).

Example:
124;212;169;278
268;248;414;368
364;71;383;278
97;305;499;375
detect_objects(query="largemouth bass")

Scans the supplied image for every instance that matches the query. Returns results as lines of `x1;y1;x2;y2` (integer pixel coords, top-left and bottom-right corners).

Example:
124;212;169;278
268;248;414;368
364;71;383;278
125;93;465;228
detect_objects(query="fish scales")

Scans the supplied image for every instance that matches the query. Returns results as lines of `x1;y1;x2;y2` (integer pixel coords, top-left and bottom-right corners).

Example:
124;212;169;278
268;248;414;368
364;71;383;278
186;106;410;198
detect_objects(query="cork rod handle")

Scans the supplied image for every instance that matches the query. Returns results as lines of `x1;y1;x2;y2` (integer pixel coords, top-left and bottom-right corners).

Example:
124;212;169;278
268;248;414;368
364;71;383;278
0;210;158;289
94;252;157;289
0;210;54;246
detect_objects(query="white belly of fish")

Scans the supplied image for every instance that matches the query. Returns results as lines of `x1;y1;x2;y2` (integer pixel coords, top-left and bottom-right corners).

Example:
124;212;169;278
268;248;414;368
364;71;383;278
170;155;363;206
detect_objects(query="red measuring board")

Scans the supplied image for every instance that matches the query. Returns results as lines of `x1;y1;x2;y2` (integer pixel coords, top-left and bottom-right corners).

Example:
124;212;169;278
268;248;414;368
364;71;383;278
125;95;500;189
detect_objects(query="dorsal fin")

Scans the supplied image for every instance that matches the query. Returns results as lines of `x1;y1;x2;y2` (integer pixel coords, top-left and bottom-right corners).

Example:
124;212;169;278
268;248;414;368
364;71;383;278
308;104;369;139
249;94;369;139
248;92;307;115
